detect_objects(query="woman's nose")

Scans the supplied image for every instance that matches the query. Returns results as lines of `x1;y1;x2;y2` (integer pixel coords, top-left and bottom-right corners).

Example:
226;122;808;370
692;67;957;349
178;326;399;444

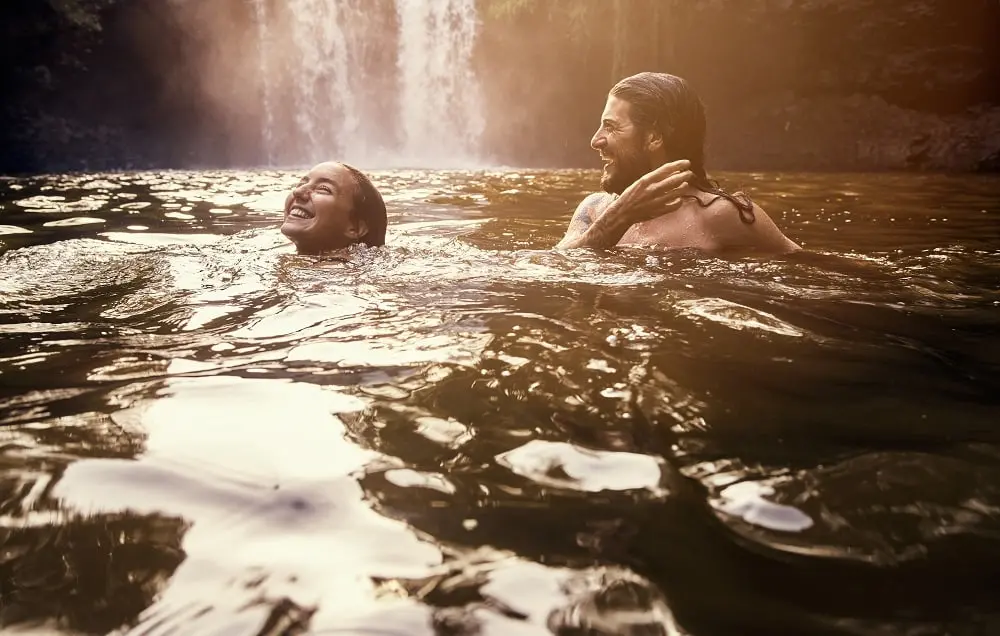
292;184;311;201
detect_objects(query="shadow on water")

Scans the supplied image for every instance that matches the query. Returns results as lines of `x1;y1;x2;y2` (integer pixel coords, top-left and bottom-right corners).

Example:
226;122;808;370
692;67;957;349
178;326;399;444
0;169;999;635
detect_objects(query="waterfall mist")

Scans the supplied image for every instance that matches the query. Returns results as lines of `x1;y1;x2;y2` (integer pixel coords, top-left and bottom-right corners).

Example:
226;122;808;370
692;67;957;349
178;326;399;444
172;0;487;169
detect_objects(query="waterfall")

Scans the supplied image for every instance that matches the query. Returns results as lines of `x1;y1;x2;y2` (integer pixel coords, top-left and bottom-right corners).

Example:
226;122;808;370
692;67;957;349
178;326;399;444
396;0;485;167
251;0;484;168
251;0;274;165
286;0;361;164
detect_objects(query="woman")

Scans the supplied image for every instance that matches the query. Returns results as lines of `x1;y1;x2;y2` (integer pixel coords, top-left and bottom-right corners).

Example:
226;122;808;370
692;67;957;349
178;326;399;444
281;161;387;254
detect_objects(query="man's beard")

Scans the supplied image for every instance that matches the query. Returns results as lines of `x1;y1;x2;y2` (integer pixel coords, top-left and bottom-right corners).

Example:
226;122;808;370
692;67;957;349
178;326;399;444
599;147;649;195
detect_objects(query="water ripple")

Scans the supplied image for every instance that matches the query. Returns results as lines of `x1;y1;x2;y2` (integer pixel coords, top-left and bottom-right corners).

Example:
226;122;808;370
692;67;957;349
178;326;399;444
1;169;998;635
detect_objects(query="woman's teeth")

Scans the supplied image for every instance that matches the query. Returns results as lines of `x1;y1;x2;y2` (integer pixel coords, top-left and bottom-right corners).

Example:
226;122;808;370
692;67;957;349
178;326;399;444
289;208;312;219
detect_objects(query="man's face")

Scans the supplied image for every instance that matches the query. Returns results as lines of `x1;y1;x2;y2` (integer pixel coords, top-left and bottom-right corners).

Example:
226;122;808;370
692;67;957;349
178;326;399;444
590;95;650;195
281;162;363;254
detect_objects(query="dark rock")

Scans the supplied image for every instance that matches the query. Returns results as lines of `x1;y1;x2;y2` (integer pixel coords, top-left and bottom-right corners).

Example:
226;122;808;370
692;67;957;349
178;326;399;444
1;0;998;172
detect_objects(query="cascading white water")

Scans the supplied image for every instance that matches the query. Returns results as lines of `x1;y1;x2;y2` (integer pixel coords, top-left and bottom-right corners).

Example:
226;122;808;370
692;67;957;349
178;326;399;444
251;0;274;165
286;0;362;164
252;0;485;168
395;0;485;167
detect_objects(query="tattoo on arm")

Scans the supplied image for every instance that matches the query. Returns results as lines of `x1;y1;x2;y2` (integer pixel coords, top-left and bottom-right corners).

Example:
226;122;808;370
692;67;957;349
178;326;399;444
571;205;594;231
556;202;592;248
558;193;627;249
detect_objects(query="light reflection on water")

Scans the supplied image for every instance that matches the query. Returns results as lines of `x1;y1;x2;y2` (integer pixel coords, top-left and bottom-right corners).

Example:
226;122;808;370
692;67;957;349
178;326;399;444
0;169;999;635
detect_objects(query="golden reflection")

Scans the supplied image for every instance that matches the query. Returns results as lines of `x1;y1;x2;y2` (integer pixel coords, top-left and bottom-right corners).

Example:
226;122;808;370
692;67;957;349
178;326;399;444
495;440;668;496
13;195;67;210
2;168;999;634
675;297;807;338
42;217;106;227
0;225;33;235
50;376;443;629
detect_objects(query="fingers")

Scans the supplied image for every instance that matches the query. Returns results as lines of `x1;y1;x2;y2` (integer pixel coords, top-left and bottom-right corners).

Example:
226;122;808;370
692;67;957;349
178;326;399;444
632;160;691;190
627;173;689;211
630;196;683;223
647;158;691;180
617;160;694;223
655;193;685;211
650;170;694;194
638;168;694;193
663;197;684;213
637;171;691;206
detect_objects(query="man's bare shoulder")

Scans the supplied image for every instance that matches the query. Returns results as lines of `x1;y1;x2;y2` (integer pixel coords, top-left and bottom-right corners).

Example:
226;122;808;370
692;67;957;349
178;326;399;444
697;195;752;224
566;192;614;229
578;191;615;215
699;197;801;253
557;192;616;248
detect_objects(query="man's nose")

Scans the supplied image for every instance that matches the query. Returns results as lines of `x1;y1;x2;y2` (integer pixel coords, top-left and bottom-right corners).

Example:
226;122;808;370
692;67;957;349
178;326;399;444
590;129;606;150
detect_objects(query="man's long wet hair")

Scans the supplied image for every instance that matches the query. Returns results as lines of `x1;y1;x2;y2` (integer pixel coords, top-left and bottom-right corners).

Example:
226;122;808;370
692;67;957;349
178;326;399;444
610;72;755;224
341;163;387;246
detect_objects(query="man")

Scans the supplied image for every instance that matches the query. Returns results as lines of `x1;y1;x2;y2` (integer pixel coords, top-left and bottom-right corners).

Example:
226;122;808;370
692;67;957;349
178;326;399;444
281;161;387;254
557;72;800;254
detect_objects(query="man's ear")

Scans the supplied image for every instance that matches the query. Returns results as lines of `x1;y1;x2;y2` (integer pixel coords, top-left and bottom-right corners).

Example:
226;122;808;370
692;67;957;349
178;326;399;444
646;129;664;152
346;218;369;241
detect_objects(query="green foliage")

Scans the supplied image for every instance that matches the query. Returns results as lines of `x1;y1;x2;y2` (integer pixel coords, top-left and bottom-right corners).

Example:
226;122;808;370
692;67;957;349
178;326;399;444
481;0;536;21
48;0;110;31
480;0;602;42
1;0;121;80
560;3;596;41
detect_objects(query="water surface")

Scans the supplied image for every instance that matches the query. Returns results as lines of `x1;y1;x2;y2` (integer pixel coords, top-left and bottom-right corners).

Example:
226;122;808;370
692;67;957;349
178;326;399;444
1;169;999;635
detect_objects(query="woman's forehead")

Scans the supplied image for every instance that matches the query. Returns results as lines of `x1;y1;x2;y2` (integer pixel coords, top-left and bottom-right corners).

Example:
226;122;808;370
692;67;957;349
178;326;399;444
306;162;344;178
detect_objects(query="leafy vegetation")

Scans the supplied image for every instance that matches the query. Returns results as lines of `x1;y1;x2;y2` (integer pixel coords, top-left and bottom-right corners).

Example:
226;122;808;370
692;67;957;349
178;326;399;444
0;0;124;170
480;0;597;41
478;0;690;82
0;0;995;172
1;0;120;110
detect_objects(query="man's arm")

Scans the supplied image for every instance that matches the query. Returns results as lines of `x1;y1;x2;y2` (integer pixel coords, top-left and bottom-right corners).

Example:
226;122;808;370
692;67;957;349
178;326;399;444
556;193;619;249
556;159;695;250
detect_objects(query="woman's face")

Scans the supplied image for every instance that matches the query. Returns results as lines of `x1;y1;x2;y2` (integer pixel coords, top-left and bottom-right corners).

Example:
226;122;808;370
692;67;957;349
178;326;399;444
281;162;366;254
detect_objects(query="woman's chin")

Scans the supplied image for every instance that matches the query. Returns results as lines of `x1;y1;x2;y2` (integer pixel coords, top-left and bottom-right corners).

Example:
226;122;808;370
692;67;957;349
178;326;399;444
281;219;318;246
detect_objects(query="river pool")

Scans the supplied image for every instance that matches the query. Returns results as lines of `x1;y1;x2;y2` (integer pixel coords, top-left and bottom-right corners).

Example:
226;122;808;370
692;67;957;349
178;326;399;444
1;168;999;635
